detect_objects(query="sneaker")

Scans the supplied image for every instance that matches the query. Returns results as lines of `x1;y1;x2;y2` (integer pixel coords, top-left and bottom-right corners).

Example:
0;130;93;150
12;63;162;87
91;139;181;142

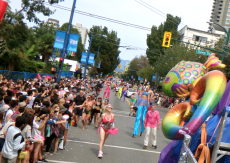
98;151;103;158
74;124;78;127
143;145;147;149
152;145;157;149
38;159;48;162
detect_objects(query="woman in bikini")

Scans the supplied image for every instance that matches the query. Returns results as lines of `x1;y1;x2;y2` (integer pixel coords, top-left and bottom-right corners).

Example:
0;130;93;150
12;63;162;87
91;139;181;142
80;95;93;130
97;104;115;158
94;97;102;128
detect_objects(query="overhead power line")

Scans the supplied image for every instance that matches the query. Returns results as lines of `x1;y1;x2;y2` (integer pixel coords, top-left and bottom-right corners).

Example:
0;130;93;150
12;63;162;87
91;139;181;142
44;2;152;31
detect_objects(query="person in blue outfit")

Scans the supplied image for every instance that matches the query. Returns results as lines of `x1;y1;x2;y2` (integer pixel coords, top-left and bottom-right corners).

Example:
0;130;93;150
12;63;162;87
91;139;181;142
133;80;150;137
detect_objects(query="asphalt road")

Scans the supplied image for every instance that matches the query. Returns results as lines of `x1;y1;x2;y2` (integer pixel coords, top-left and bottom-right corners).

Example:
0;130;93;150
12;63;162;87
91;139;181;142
45;90;171;163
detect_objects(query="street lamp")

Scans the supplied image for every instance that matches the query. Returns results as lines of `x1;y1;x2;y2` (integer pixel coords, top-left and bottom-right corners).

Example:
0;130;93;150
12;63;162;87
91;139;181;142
83;34;107;79
207;22;230;62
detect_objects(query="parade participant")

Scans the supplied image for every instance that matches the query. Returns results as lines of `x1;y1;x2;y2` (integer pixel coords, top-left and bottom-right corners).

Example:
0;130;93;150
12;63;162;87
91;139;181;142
88;94;96;125
117;84;122;99
94;97;102;128
143;105;160;149
130;93;136;108
80;95;93;130
120;84;127;101
72;89;86;127
115;84;119;96
133;79;149;137
103;80;111;99
101;99;109;115
97;104;115;158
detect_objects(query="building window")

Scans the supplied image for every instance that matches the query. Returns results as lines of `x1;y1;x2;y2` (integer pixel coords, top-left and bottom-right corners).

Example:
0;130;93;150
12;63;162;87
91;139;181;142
192;35;207;43
227;16;230;19
226;20;230;23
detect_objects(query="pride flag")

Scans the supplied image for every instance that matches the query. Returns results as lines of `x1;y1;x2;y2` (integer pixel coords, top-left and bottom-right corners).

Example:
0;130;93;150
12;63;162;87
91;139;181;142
108;75;113;79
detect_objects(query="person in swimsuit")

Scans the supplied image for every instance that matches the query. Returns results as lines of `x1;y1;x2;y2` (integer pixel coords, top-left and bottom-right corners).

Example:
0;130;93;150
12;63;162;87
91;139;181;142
88;94;96;125
94;97;102;128
103;80;111;99
80;95;93;130
97;104;115;158
133;79;150;137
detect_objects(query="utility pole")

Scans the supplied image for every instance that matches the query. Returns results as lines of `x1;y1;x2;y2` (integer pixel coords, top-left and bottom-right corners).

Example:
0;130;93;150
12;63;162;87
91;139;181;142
56;0;77;82
83;34;93;79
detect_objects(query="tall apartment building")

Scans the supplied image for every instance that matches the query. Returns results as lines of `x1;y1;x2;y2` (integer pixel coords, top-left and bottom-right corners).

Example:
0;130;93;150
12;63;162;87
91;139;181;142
72;23;88;48
210;0;230;29
47;18;59;28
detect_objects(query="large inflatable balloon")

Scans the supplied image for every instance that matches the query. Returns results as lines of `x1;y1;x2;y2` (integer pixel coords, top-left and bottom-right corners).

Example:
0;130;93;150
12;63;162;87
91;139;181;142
0;0;8;24
162;54;227;140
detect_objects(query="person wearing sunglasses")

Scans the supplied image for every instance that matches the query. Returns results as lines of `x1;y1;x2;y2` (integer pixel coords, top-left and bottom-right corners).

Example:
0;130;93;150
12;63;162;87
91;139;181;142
97;104;115;158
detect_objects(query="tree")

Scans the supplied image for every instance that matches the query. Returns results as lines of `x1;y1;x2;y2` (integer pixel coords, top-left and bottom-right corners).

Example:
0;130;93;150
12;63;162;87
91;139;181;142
32;23;56;66
154;43;207;77
58;23;85;62
213;38;230;77
88;26;121;75
137;65;155;82
146;14;181;65
7;0;64;24
126;55;149;80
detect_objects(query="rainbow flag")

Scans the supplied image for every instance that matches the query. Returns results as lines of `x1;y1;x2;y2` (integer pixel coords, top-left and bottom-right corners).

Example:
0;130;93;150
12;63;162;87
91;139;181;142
108;75;113;79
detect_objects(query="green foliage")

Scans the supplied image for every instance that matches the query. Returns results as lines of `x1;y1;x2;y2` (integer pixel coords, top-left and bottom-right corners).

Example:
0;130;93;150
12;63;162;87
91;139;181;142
154;44;207;77
7;0;64;24
146;14;181;65
213;38;230;76
125;55;148;80
88;26;121;76
137;65;155;82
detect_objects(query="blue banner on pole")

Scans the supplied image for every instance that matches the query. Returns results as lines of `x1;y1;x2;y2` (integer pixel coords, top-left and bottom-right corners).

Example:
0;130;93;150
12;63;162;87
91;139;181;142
152;74;160;81
53;30;66;49
88;53;95;66
67;33;80;52
152;74;156;81
80;52;87;64
138;76;143;80
98;61;101;68
131;75;133;78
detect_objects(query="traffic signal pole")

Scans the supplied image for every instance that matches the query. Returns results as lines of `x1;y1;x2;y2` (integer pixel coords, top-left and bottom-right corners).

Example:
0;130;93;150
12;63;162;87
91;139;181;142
56;0;77;82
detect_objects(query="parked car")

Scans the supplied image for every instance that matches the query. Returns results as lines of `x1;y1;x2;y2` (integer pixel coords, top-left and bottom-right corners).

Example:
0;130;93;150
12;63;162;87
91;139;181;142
125;88;137;98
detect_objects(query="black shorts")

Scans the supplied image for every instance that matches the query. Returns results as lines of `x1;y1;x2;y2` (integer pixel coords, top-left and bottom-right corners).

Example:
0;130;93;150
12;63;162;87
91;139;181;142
133;107;137;111
0;138;5;151
74;107;82;116
94;109;100;114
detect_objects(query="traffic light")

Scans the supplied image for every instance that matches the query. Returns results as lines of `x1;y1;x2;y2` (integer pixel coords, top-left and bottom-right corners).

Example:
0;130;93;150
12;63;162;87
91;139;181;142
118;64;121;69
162;31;172;48
125;67;128;71
59;57;63;64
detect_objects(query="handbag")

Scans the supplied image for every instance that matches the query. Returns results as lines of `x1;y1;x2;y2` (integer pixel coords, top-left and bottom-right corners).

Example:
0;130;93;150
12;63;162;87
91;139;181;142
18;150;27;159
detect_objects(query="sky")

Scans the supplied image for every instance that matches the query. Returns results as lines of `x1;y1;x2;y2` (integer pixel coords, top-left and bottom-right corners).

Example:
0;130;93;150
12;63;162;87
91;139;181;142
10;0;213;61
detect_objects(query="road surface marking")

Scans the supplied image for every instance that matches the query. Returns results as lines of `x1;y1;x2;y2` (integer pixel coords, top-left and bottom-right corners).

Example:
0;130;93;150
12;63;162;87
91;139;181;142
67;140;161;154
47;160;77;163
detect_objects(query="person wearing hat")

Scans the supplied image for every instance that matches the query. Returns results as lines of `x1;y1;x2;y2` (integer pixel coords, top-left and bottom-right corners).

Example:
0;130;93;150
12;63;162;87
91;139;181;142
1;116;29;163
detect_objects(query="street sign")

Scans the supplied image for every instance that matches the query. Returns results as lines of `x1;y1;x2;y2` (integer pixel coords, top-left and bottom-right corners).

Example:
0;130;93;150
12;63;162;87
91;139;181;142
196;50;211;56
